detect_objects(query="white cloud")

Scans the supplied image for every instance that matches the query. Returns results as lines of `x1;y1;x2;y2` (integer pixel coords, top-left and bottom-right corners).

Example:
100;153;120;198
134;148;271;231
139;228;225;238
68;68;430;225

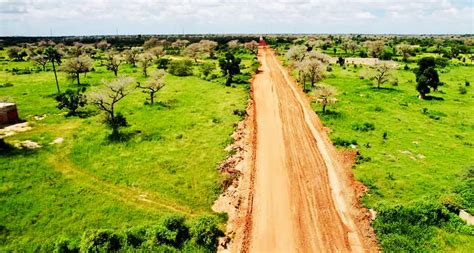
0;0;472;35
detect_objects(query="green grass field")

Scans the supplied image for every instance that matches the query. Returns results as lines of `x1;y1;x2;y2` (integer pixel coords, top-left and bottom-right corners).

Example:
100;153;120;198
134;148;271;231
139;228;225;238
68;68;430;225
307;59;474;251
0;49;251;250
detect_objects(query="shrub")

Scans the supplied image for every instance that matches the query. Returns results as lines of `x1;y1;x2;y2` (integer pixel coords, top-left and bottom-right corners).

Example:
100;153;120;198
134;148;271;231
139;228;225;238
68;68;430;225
54;237;80;253
404;64;410;71
189;215;223;251
326;65;333;72
156;58;170;69
0;82;14;88
352;122;375;132
151;214;189;247
378;51;393;60
199;62;216;77
168;60;193;76
466;81;470;87
56;88;87;116
332;137;357;147
124;226;147;248
80;230;124;252
459;86;467;94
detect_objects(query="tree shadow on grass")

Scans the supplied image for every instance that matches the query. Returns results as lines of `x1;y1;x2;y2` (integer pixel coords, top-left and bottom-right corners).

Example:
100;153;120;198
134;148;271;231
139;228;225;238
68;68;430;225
0;139;37;157
424;95;444;101
319;109;343;119
367;87;402;93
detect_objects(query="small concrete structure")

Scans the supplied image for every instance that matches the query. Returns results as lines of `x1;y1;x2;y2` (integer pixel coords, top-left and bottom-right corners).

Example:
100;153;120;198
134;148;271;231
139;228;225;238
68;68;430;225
0;103;19;125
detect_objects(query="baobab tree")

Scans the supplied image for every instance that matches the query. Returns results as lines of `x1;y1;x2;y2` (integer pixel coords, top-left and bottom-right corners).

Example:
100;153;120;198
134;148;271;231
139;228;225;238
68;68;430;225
137;70;166;105
45;46;63;93
61;56;93;86
313;85;337;113
105;51;122;77
244;40;259;55
88;77;135;136
139;53;154;77
370;63;394;89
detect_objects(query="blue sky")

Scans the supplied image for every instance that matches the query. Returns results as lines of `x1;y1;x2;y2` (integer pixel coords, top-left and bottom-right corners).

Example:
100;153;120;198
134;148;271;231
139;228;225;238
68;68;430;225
1;0;473;36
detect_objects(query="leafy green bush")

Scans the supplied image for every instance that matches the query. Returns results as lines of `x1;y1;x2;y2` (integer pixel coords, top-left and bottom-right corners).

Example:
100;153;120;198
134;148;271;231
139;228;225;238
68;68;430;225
54;237;80;253
55;88;87;116
80;230;124;252
352;122;375;132
151;214;189;247
332;137;357;147
189;215;223;251
168;60;193;76
124;226;147;248
156;58;170;69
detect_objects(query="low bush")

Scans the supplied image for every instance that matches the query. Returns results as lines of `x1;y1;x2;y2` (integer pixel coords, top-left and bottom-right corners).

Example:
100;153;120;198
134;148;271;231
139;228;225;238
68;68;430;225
80;230;124;252
351;122;375;132
332;137;357;147
189;215;223;251
168;60;193;76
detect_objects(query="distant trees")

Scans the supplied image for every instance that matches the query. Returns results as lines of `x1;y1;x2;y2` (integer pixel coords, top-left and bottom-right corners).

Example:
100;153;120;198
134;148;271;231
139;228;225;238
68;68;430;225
200;40;218;58
137;70;166;105
105;52;122;77
96;40;110;50
286;45;306;62
289;50;327;92
397;43;412;62
45;46;63;93
313;85;337;113
244;40;259;55
370;63;394;89
8;47;27;61
139;53;154;77
365;40;385;58
61;56;93;86
143;37;160;49
347;41;359;56
298;58;325;91
219;52;241;86
88;77;135;136
150;46;165;60
227;40;240;50
415;57;440;99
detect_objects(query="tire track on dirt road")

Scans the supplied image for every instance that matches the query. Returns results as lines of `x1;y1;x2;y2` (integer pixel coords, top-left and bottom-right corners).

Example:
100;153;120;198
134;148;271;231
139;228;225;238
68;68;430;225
246;45;376;252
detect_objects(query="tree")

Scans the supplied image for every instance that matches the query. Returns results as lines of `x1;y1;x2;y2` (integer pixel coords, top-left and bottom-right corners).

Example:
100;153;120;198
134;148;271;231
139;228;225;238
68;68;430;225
299;58;325;91
414;57;440;99
227;40;240;50
138;53;153;77
370;63;394;88
172;39;189;52
96;40;110;50
105;51;122;77
55;87;87;116
150;46;165;60
7;47;27;61
190;215;222;251
199;40;218;58
219;52;241;86
61;56;93;86
365;40;385;58
88;77;135;136
397;43;412;61
45;46;63;93
347;41;359;55
337;56;345;67
32;54;48;71
244;40;259;55
184;43;201;62
124;47;140;67
137;70;166;105
285;45;306;62
313;85;337;113
143;37;160;49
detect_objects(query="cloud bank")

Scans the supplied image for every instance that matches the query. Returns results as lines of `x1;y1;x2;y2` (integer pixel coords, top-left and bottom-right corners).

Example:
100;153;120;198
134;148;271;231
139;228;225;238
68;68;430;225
0;0;473;36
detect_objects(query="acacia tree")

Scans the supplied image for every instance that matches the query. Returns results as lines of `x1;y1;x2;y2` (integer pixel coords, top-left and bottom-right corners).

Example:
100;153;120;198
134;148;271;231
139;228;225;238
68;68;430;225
286;45;306;63
397;43;412;62
96;40;110;51
61;56;93;86
8;47;27;61
313;85;337;113
227;40;240;50
150;46;165;60
300;58;325;91
137;70;166;105
415;57;440;99
45;46;63;93
370;63;394;88
172;39;190;53
219;53;241;86
124;47;141;67
88;77;135;136
200;40;218;58
32;54;49;71
184;43;201;62
139;53;154;77
244;40;259;55
105;51;122;76
143;37;160;49
365;40;385;58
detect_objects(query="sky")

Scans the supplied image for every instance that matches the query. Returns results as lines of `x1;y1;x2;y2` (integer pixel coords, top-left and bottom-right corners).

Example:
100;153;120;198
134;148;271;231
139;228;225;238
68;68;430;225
0;0;473;36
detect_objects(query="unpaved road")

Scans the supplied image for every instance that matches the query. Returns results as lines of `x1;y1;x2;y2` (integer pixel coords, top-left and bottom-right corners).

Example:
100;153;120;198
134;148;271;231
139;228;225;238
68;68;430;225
245;45;375;252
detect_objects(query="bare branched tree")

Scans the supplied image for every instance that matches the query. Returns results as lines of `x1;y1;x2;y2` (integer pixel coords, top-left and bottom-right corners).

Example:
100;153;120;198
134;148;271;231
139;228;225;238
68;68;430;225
137;70;166;105
139;53;154;77
313;85;337;113
370;63;394;88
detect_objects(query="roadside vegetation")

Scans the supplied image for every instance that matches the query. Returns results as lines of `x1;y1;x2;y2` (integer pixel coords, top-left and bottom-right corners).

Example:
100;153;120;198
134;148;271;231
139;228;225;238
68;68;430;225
0;35;259;251
272;34;474;252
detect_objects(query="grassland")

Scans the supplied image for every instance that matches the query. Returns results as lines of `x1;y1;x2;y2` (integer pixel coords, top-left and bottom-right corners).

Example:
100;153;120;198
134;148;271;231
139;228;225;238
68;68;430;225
0;48;253;250
277;44;474;251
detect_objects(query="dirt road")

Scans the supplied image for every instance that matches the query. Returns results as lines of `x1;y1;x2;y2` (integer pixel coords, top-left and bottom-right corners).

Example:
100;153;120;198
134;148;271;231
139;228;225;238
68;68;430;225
245;45;375;252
